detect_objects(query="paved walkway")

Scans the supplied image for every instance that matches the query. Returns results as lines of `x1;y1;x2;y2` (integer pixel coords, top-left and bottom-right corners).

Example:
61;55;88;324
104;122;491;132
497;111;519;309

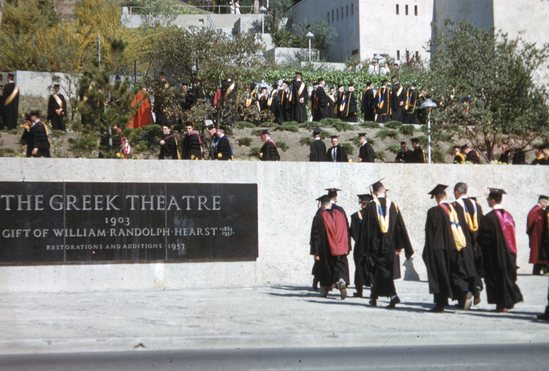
0;275;548;355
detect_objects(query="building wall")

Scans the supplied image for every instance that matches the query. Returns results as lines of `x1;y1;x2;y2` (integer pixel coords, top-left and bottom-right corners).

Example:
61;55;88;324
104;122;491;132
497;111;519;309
433;0;494;31
0;158;547;293
359;0;433;63
288;0;360;62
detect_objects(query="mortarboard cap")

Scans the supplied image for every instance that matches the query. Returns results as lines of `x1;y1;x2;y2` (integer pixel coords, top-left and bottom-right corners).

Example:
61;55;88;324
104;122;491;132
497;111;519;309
488;188;507;198
7;73;14;79
358;194;373;202
316;195;331;203
29;110;41;117
428;184;448;198
325;188;341;197
411;137;420;144
358;132;366;137
259;129;269;136
330;135;339;139
312;128;321;135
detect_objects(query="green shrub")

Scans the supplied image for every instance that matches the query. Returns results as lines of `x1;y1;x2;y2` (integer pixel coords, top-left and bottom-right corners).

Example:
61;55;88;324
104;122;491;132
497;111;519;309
384;121;402;129
235;121;256;129
375;152;386;161
361;121;380;129
237;137;252;146
375;129;399;140
399;125;415;136
342;142;354;156
299;136;312;146
275;123;299;132
386;144;401;154
249;147;261;157
319;118;353;132
259;122;277;128
277;140;289;152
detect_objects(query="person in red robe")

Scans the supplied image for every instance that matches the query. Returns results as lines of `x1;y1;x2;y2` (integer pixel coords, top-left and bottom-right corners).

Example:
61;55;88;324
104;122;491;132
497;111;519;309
309;194;351;299
127;88;154;129
527;195;549;275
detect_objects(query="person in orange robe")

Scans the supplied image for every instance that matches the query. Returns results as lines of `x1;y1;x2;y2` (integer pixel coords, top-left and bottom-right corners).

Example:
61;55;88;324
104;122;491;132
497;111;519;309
127;88;154;129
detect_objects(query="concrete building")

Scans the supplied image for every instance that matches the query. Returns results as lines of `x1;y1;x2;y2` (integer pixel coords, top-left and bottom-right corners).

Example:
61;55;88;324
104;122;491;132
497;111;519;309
289;0;549;71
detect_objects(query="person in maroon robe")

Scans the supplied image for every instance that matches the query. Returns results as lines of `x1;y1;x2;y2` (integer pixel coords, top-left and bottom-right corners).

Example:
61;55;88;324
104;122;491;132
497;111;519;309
477;188;523;312
526;195;549;275
310;195;351;300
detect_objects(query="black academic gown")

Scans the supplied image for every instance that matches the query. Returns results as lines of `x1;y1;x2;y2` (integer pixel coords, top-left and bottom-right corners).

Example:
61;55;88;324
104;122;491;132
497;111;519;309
358;142;375;163
181;133;202;160
375;86;391;123
327;145;348;163
291;80;308;123
159;134;179;159
327;94;337;118
210;134;232;160
359;197;414;298
47;93;67;131
268;90;283;124
260;139;280;161
309;208;350;287
343;91;358;122
313;86;329;122
409;147;425;163
462;198;485;290
391;85;405;122
404;88;418;124
2;82;19;129
309;139;327;162
477;210;523;309
22;120;51;157
361;88;375;122
422;205;455;305
351;210;371;288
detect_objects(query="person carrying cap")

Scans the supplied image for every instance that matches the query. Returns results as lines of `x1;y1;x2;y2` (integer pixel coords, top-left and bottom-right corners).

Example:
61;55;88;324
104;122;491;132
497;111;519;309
358;179;414;308
477;188;523;312
1;73;19;130
326;135;348;162
258;130;280;161
309;128;327;162
309;194;351;299
47;83;67;131
23;110;51;157
351;194;374;297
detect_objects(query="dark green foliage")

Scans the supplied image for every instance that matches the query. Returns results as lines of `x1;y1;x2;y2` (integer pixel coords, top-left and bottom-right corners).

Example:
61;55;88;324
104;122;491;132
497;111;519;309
386;144;401;154
235;121;256;129
384;121;402;130
299;136;312;146
275;124;299;132
375;129;399;140
361;121;380;129
277;140;289;152
319;118;353;132
399;125;415;136
374;152;386;162
341;142;354;156
249;147;261;157
68;132;100;157
259;122;278;128
237;137;253;147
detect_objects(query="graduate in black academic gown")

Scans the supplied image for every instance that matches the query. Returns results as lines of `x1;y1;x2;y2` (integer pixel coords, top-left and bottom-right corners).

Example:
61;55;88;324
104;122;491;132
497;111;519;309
1;73;19;130
477;188;523;312
423;184;456;312
452;183;485;304
158;125;180;159
309;128;327;162
342;85;358;123
409;138;425;163
390;77;405;122
47;84;67;131
310;194;351;299
359;180;414;308
404;82;418;124
361;81;375;122
327;87;337;118
291;73;308;123
258;130;280;161
268;83;283;124
357;133;375;163
326;135;348;162
375;80;391;123
351;194;373;297
312;79;329;122
207;125;233;160
181;122;203;160
21;110;51;157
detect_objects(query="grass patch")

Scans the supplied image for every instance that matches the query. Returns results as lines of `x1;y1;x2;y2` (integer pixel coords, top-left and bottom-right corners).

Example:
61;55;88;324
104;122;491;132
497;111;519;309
237;137;252;147
235;121;256;129
277;140;289;152
386;144;401;154
375;152;386;162
384;121;402;129
361;121;380;129
399;125;415;136
249;147;261;158
375;129;399;140
342;142;354;156
275;123;299;132
299;136;312;146
319;118;353;132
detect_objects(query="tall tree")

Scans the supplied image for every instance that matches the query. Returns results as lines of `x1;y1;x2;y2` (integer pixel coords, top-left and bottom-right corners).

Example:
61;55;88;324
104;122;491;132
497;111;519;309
426;22;549;161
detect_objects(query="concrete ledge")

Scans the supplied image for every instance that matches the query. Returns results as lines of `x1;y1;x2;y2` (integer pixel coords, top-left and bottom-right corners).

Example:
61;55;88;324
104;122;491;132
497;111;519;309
0;158;547;293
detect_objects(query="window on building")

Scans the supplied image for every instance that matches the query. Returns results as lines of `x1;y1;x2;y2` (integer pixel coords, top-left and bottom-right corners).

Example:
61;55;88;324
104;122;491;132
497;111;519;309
397;50;401;60
405;4;409;15
327;12;330;23
341;7;344;19
414;5;418;16
336;8;339;21
346;5;349;17
415;51;419;60
332;10;334;22
406;50;410;62
351;3;354;15
396;4;399;15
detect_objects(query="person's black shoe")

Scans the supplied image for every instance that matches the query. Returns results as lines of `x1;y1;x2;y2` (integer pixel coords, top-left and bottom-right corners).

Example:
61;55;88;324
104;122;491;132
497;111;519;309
429;305;444;313
312;278;319;291
537;307;549;321
352;292;363;298
369;298;377;307
387;296;401;309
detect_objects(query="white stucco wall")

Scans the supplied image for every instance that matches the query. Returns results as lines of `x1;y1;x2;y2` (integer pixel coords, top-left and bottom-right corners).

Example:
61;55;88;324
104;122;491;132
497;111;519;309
0;158;547;293
359;0;433;63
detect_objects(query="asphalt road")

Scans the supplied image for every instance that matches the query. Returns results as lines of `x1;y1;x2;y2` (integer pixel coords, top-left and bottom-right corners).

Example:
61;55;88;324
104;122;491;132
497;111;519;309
1;343;548;371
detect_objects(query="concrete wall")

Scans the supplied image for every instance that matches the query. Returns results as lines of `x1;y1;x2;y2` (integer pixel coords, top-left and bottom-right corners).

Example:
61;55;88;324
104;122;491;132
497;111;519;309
0;158;547;293
263;47;318;65
1;71;78;98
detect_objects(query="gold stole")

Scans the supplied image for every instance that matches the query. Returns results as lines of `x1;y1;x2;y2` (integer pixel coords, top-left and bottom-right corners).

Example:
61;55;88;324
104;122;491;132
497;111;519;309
463;201;479;232
444;203;466;251
53;94;63;109
373;197;391;234
297;81;305;97
267;91;276;107
396;86;403;97
4;85;19;106
345;92;352;116
377;87;385;110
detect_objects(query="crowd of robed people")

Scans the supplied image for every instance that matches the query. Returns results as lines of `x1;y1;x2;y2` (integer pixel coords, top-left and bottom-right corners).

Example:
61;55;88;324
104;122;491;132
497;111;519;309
309;181;549;320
